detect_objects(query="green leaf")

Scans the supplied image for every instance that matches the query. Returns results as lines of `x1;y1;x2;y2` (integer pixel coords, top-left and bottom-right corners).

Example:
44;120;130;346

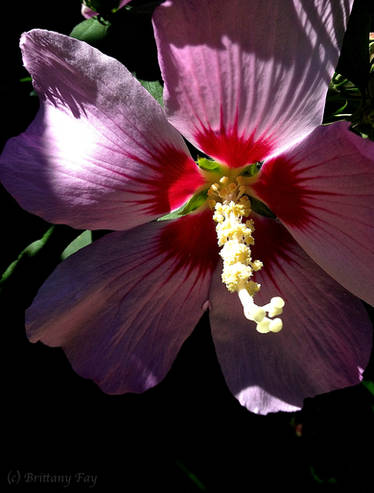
332;100;348;116
61;230;92;260
362;380;374;396
70;17;110;44
84;0;118;13
309;466;337;485
138;78;164;106
0;225;81;308
0;226;55;285
175;460;207;491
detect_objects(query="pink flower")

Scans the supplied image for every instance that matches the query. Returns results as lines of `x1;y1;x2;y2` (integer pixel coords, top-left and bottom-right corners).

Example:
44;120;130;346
0;0;373;414
81;0;130;19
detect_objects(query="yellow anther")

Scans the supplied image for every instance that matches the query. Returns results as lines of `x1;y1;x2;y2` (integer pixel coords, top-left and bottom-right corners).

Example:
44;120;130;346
236;176;247;185
208;199;217;209
251;259;263;271
211;175;285;335
269;318;283;333
256;318;271;333
236;175;258;186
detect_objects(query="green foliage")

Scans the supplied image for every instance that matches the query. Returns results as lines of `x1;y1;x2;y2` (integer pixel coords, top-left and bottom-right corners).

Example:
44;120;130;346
0;225;82;307
309;465;337;485
61;230;92;260
138;78;164;106
70;17;111;44
336;0;373;92
362;380;374;396
324;1;374;140
82;0;120;16
175;460;207;491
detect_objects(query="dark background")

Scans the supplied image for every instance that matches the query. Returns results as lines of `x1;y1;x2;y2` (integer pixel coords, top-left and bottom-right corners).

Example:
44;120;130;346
1;1;374;491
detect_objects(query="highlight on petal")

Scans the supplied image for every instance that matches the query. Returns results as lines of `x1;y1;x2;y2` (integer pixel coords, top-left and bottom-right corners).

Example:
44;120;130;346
209;216;372;415
153;0;353;166
26;209;218;394
0;29;204;231
252;121;374;306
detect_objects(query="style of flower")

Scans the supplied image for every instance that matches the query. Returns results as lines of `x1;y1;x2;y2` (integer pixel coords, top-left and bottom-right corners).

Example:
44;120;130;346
0;0;373;414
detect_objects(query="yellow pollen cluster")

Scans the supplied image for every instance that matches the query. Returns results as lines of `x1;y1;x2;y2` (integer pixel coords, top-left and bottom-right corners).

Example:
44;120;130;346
209;176;285;334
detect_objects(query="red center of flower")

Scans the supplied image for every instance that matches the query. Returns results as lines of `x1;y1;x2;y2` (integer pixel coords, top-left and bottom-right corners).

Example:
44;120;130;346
158;208;219;284
195;123;274;168
251;155;309;228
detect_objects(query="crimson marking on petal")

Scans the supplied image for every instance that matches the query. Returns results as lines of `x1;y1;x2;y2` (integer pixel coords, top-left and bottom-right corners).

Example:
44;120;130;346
157;209;219;291
252;156;310;228
126;144;206;215
194;122;274;168
251;216;296;292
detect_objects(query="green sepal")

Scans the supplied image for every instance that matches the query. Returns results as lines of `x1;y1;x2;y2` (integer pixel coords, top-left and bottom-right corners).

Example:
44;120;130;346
157;188;208;221
197;157;222;173
70;17;111;44
239;163;261;177
250;197;276;219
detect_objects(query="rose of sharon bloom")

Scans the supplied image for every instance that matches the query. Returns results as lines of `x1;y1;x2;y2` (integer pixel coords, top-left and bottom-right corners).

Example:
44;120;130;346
81;0;130;19
0;0;373;415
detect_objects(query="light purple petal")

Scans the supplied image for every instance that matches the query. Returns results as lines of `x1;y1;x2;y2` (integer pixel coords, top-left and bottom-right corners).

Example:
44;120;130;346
210;216;372;415
26;209;218;394
0;29;203;230
81;5;97;18
153;0;353;166
252;121;374;306
118;0;131;8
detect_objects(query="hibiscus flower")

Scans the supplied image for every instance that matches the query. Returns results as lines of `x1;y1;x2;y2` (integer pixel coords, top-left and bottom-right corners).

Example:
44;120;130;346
0;0;372;414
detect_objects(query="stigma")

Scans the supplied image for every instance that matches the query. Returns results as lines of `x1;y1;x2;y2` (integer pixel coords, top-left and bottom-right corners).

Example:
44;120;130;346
209;175;285;334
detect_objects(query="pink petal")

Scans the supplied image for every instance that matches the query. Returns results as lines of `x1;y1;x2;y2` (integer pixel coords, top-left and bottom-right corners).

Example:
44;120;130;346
153;0;353;167
26;209;218;393
0;30;204;231
252;121;374;306
209;216;372;415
